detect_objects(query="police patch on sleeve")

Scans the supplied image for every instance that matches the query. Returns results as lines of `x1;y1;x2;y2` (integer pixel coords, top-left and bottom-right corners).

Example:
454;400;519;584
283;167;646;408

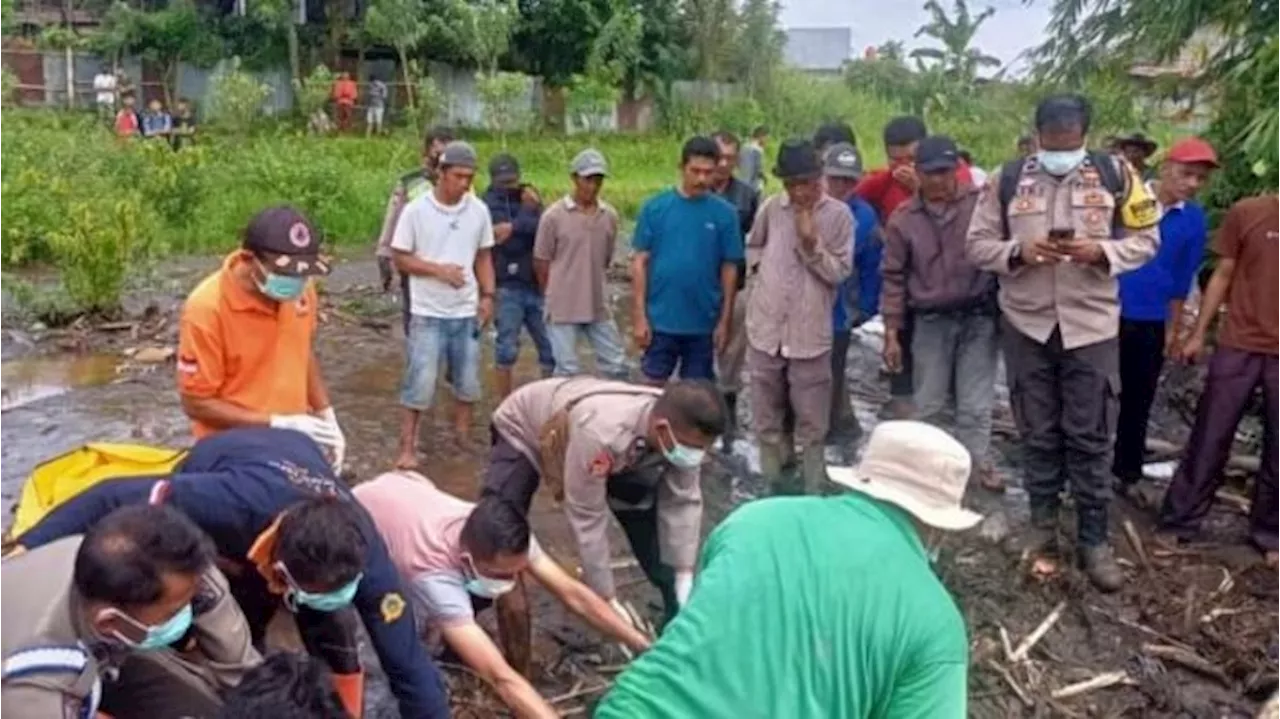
380;592;406;623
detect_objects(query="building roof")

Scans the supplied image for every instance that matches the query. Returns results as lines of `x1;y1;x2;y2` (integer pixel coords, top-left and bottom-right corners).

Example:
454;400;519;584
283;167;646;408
783;27;853;72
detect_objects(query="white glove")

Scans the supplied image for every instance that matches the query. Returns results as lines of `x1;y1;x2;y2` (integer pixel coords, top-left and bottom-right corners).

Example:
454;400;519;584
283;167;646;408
674;570;694;607
270;413;342;450
317;407;347;473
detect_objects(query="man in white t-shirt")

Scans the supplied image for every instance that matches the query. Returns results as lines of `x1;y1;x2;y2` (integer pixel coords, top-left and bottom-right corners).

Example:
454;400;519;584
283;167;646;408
391;140;497;466
353;471;652;719
93;66;117;122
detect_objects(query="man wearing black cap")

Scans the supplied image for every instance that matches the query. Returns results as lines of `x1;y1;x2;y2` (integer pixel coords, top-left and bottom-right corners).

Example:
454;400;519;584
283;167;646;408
1114;132;1158;181
745;139;853;495
178;205;346;469
483;153;555;398
881;136;1000;492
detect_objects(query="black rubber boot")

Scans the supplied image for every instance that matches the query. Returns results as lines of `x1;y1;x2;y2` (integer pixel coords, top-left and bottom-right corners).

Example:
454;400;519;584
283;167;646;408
1078;544;1125;592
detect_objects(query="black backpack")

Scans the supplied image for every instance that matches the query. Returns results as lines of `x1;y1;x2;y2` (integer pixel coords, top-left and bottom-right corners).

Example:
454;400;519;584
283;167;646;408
996;152;1126;239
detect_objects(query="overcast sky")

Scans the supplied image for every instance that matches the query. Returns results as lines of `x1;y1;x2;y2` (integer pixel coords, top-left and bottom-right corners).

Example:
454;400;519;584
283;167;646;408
779;0;1053;73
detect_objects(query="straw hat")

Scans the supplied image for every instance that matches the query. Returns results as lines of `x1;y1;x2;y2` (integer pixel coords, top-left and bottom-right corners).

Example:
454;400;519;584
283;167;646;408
827;421;982;531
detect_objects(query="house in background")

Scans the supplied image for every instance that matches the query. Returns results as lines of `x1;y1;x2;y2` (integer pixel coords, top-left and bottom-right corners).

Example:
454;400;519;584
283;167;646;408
783;26;852;75
1128;27;1224;130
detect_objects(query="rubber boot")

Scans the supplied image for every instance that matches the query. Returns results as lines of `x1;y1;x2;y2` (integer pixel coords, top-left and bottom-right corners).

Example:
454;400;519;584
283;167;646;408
722;392;739;447
779;432;798;473
800;445;826;496
760;442;799;496
1078;544;1125;592
494;367;514;400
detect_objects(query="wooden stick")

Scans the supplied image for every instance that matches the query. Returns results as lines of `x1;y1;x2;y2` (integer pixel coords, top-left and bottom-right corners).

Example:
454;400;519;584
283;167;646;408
1011;601;1066;662
1050;670;1130;699
985;660;1034;707
1110;615;1197;653
998;624;1015;663
1143;643;1231;685
1122;519;1150;570
1215;489;1251;514
550;681;612;704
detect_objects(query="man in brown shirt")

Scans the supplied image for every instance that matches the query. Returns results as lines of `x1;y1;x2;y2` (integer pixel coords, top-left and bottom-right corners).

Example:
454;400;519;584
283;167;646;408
1161;194;1278;565
967;94;1159;591
881;135;1000;491
482;377;726;625
746;139;854;495
534;149;629;380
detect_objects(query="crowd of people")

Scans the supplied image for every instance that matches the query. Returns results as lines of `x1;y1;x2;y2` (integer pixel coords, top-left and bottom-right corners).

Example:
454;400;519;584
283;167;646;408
94;65;197;147
2;91;1275;718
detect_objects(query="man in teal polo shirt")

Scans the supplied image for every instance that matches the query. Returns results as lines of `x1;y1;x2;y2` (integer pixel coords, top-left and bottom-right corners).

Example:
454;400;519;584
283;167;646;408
630;135;744;384
597;420;977;718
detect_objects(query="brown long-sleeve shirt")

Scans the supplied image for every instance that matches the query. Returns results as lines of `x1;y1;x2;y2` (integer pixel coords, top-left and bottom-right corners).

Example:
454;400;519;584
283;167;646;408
880;186;993;331
745;193;854;359
966;157;1160;350
492;377;702;598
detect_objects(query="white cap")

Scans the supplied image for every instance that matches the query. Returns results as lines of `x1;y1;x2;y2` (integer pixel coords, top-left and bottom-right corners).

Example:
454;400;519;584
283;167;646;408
827;421;982;531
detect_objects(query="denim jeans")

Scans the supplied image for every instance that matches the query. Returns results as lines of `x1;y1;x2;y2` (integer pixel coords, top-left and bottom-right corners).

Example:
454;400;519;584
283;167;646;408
911;312;999;466
399;315;482;409
495;286;554;372
546;321;629;380
641;332;715;382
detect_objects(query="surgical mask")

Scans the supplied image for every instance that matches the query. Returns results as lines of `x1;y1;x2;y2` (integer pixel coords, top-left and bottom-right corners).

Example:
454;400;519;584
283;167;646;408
463;556;517;598
108;604;193;651
255;260;307;302
657;423;706;470
278;562;362;613
1037;148;1087;176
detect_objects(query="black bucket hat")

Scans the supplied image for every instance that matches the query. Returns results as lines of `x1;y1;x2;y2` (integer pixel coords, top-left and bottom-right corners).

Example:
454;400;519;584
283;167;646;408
773;138;822;181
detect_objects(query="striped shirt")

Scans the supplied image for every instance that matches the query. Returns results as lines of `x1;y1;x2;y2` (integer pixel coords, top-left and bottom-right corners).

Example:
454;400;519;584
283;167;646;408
745;193;854;359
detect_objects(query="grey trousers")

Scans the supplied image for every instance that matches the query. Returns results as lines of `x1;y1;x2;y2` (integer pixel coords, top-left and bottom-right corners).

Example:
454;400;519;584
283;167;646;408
1002;320;1119;546
912;312;998;466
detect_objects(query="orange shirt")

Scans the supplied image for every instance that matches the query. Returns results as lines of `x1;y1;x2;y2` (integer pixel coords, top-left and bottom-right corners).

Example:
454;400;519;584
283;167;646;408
177;252;318;438
333;79;358;106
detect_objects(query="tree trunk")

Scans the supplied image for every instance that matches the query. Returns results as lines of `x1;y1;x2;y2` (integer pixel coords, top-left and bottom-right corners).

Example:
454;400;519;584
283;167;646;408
399;47;414;110
287;0;301;92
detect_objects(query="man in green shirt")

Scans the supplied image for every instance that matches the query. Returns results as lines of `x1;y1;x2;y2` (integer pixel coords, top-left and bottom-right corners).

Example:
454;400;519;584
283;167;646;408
597;420;978;718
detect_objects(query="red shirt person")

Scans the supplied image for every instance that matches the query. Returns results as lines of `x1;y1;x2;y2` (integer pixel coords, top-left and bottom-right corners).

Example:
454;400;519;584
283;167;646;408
332;72;358;131
856;115;973;223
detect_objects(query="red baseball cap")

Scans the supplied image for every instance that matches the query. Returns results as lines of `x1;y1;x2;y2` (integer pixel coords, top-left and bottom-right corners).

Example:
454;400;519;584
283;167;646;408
1166;137;1220;168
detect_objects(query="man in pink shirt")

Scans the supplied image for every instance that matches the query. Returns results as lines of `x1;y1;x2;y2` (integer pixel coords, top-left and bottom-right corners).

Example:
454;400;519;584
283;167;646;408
354;471;651;718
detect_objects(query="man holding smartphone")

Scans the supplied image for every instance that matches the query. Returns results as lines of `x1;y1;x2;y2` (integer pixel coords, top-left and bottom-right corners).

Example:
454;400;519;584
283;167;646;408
966;94;1159;592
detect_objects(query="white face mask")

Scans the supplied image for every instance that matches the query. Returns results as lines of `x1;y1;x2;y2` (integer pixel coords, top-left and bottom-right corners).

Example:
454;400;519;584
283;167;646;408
1037;148;1088;176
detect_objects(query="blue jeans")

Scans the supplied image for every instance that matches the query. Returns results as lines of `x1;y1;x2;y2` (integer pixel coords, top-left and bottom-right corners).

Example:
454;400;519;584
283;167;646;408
642;332;715;381
546;321;629;380
495;286;554;371
400;315;482;410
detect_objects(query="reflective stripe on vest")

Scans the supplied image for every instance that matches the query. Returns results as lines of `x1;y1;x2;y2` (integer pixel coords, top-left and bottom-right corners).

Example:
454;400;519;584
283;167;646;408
2;644;102;718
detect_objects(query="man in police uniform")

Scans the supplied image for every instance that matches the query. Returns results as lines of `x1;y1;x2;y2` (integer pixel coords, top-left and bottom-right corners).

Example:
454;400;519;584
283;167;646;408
376;126;455;330
3;505;259;719
967;94;1159;591
484;376;726;627
11;427;450;719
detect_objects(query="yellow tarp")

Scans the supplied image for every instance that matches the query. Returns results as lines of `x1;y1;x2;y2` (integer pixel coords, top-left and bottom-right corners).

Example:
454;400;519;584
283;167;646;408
9;443;187;538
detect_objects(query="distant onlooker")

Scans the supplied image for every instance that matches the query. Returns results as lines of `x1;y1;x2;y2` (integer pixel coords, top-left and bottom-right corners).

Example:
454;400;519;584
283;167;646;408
366;76;388;136
219;653;347;719
738;125;768;191
309;107;334;135
957;150;987;188
114;93;139;138
1016;134;1037;159
171;97;197;150
92;66;117;122
332;72;358;132
141;97;173;139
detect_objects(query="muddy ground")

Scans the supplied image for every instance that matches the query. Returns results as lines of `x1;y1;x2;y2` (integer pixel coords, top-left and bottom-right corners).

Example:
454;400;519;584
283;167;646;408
2;251;1275;718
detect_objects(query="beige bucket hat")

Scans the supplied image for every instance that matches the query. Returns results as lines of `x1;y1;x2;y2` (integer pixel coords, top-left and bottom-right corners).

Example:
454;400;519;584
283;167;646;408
827;420;982;531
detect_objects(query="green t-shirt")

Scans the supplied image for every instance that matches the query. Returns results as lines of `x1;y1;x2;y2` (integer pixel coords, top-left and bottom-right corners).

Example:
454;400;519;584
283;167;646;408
596;493;969;719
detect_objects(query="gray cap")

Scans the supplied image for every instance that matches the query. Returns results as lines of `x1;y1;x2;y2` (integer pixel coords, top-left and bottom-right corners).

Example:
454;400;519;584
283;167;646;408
439;140;478;169
823;142;863;179
570;148;609;177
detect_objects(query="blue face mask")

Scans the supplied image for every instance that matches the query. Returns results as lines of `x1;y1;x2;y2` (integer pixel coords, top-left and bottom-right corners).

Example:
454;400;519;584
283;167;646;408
463;555;517;598
278;563;363;613
258;272;307;302
1037;148;1087;176
109;604;194;651
657;423;707;470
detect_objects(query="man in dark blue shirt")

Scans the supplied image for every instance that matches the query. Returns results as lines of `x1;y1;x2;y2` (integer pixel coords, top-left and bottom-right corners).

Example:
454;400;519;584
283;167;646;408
484;153;554;398
1113;137;1217;497
823;142;882;443
631;136;744;383
11;427;451;719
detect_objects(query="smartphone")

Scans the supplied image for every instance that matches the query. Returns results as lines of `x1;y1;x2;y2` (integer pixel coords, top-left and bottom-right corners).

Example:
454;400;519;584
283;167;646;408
1048;228;1075;243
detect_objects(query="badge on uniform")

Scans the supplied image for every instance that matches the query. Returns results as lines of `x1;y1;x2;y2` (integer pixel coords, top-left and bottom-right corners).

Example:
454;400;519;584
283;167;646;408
1082;190;1108;207
1014;197;1036;212
1084;209;1109;231
380;593;405;623
589;450;613;478
1080;168;1101;188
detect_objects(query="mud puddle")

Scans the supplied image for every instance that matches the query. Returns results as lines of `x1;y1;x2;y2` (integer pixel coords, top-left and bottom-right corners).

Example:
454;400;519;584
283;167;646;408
1;353;123;412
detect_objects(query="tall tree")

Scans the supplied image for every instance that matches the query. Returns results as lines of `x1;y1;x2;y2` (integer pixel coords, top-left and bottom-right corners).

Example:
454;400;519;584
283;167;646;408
731;0;784;98
909;0;1001;83
362;0;428;107
510;0;612;87
624;0;685;99
682;0;736;82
